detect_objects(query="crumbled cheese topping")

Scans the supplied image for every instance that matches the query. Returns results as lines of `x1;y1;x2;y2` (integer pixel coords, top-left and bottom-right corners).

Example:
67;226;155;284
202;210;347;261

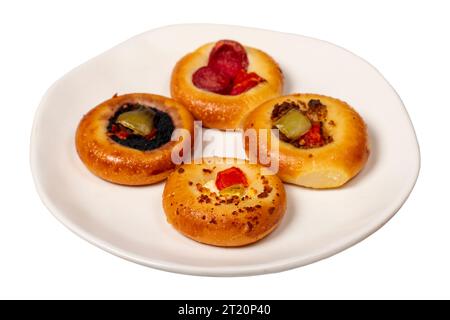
203;180;219;194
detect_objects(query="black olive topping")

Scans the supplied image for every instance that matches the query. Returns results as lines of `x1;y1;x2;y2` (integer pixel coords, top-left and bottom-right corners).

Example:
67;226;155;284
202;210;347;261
107;103;174;151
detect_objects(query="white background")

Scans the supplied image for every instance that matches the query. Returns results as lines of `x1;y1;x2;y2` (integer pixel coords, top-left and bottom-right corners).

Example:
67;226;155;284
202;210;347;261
0;0;448;299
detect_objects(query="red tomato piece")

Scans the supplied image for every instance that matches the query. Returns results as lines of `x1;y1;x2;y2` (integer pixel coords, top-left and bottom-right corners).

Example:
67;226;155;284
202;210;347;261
301;122;324;147
215;167;249;190
111;124;130;140
144;128;157;141
230;70;265;95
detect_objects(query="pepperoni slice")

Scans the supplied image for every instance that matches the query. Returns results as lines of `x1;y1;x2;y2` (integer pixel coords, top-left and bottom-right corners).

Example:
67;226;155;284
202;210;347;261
230;70;265;95
192;40;266;95
192;66;232;94
208;40;249;79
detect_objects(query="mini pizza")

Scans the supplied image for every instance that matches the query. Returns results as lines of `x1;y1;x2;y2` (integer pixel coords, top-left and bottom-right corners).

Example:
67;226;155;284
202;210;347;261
76;93;194;185
171;40;284;130
162;157;286;247
243;94;369;189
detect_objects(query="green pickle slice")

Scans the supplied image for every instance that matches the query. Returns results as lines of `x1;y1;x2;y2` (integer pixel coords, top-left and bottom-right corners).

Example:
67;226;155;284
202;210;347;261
275;108;311;140
116;107;155;136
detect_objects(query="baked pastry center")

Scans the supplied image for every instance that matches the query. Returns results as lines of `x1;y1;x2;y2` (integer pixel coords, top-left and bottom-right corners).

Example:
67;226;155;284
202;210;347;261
162;157;287;246
201;166;250;198
271;99;333;149
107;103;175;151
192;40;266;95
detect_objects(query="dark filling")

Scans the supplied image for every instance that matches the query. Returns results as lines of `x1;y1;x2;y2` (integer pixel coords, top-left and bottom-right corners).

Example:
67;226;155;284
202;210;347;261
271;99;333;149
107;103;174;151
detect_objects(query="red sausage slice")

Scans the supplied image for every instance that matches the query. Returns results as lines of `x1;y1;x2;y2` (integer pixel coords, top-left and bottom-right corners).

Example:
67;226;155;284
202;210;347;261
208;40;249;79
191;40;266;95
192;66;232;94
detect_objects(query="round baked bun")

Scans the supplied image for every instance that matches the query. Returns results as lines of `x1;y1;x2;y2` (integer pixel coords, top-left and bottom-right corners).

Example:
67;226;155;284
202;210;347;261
243;94;369;189
162;157;287;247
171;40;283;130
76;93;194;185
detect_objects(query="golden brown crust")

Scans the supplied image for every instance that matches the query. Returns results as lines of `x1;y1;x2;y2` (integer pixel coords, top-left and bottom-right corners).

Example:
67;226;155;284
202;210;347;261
162;157;287;247
170;42;284;130
243;94;370;189
75;93;194;185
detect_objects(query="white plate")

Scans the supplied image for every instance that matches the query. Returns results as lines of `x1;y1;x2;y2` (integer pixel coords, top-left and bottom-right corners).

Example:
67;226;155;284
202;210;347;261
31;24;420;276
